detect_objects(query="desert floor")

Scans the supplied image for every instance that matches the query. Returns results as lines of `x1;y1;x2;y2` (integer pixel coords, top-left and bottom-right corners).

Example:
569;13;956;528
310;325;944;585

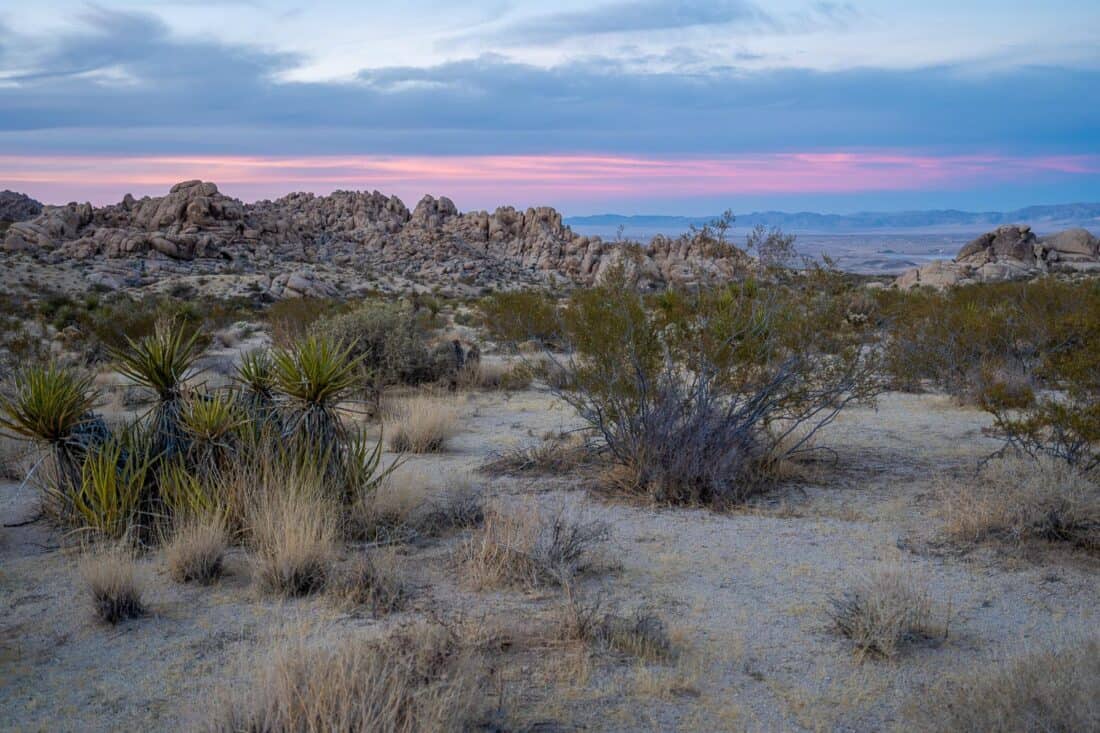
2;383;1098;732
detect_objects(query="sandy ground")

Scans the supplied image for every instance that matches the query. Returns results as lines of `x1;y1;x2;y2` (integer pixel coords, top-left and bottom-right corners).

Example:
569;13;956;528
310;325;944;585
2;387;1098;732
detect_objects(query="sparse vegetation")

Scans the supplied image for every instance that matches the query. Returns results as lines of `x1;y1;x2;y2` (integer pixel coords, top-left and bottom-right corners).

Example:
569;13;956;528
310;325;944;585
249;482;338;597
386;395;459;453
828;567;947;659
460;503;609;589
939;455;1100;553
165;514;229;584
912;636;1100;732
79;546;146;624
209;624;485;733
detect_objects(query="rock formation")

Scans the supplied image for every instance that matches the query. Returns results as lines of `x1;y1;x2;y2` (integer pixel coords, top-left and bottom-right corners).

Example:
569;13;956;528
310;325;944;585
0;191;43;224
895;225;1100;289
2;181;753;298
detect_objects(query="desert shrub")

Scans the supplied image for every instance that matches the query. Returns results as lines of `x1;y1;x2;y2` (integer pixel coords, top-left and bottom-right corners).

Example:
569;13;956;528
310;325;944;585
912;636;1100;732
535;269;879;505
482;432;590;476
460;503;609;589
459;360;532;391
209;624;484;733
0;363;105;507
319;300;443;401
79;546;145;624
234;348;277;417
249;483;338;597
879;279;1094;400
386;395;459;453
828;567;946;658
939;455;1100;552
557;588;674;662
328;553;408;615
352;466;482;543
478;290;563;347
165;513;228;584
266;296;346;346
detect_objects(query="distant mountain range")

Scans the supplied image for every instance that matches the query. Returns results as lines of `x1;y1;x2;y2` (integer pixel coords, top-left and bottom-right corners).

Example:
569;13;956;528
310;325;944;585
565;203;1100;234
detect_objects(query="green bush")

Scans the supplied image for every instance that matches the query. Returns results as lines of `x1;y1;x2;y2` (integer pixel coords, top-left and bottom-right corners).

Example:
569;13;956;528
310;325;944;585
539;267;880;505
478;290;563;347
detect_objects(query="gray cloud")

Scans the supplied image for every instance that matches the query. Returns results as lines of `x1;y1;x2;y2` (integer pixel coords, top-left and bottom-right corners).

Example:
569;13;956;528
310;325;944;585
0;9;1097;156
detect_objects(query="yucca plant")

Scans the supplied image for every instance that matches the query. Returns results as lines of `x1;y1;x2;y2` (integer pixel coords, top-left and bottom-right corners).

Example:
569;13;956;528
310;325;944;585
74;435;154;540
234;348;277;416
337;430;401;504
271;334;360;447
112;317;203;458
0;364;106;510
158;458;218;520
181;392;245;475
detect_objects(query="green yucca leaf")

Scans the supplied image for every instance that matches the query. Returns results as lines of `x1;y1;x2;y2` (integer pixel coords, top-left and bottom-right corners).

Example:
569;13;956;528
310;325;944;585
0;364;99;444
74;437;153;539
182;392;245;442
234;349;276;398
112;317;203;401
271;335;360;407
158;458;217;518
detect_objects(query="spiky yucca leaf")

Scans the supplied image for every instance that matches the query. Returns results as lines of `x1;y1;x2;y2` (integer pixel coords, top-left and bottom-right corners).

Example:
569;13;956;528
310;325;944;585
271;335;360;447
342;429;402;503
271;335;359;407
112;318;203;401
0;364;98;445
112;318;203;457
182;392;245;443
158;458;217;519
234;349;276;401
74;437;154;539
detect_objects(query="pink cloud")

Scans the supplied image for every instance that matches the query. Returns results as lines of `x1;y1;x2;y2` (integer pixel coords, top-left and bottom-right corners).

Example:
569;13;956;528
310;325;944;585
2;152;1098;209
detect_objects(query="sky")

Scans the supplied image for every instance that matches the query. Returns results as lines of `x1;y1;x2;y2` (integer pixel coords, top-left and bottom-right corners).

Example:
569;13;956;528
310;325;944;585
0;1;1098;215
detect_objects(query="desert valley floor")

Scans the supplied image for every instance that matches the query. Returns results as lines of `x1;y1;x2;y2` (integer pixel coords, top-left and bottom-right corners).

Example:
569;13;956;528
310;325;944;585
3;369;1097;732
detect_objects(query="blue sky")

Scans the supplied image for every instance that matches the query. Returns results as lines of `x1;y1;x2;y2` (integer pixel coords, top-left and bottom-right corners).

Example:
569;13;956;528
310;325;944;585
0;1;1098;213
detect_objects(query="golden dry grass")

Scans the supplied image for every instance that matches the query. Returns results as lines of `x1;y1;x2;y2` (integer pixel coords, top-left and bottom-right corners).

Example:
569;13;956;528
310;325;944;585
249;486;338;597
386;395;459;453
458;502;609;590
939;455;1100;552
210;624;485;733
79;545;145;624
911;635;1100;732
165;514;228;584
459;360;533;391
827;566;947;659
352;465;482;542
327;552;408;616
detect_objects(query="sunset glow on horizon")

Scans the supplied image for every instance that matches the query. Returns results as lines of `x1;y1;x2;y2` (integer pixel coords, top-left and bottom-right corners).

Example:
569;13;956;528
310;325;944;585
5;152;1099;212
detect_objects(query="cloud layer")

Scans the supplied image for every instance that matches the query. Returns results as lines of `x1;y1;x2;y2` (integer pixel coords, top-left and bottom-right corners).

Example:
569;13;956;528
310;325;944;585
1;6;1098;211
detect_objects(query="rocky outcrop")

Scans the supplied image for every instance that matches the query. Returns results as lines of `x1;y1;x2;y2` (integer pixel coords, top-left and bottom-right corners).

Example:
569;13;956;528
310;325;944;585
0;191;43;223
3;181;757;297
895;225;1100;289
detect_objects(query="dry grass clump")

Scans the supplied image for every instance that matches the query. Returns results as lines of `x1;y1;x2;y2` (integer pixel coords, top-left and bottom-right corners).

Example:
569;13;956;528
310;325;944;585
460;360;532;391
827;567;947;659
210;624;484;733
459;503;609;590
328;553;408;616
912;636;1100;732
482;432;589;476
249;488;338;597
165;514;229;584
79;546;146;624
939;455;1100;553
556;587;674;663
354;466;483;542
386;395;459;453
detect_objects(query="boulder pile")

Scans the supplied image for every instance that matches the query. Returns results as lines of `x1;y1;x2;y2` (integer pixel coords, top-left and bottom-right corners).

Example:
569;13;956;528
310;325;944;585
895;225;1100;289
3;181;753;297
